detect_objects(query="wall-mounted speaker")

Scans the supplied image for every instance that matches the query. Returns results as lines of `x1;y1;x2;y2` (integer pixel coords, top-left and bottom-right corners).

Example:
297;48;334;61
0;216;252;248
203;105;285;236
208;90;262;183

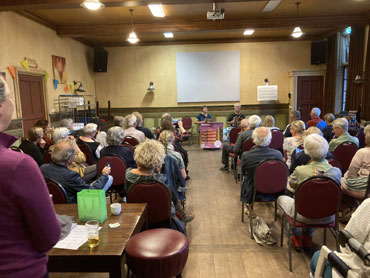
93;48;108;72
311;40;326;65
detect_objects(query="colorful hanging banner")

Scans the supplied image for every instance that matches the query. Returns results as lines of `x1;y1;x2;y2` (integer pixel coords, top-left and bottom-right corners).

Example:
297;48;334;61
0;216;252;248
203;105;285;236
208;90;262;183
53;79;59;90
7;66;16;79
70;82;75;92
20;59;29;70
45;72;49;82
64;84;70;93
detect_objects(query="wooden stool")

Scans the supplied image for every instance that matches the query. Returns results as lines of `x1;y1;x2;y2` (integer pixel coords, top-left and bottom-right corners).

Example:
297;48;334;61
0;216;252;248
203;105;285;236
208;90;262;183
126;228;189;278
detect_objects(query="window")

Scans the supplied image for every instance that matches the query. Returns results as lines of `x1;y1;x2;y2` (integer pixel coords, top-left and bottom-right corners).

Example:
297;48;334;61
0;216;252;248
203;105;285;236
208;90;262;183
340;28;350;111
342;64;348;111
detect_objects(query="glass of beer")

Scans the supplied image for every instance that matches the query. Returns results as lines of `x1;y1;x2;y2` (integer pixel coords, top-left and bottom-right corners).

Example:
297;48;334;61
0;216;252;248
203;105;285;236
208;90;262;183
85;220;99;248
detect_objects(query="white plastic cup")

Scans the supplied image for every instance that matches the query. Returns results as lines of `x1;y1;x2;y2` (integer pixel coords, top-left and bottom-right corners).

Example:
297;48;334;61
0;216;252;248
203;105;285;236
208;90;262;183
110;203;121;216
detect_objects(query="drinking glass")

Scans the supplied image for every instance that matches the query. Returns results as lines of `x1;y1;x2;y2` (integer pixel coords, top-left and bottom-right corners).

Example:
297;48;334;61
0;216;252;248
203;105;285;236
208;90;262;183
85;220;99;248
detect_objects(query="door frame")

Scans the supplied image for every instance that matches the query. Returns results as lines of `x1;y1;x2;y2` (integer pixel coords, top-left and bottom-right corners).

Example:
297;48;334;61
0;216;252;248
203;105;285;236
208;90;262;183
288;69;326;112
14;67;49;135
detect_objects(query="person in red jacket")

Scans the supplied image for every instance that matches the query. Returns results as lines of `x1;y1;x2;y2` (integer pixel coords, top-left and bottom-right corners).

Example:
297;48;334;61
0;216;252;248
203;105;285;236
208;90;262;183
307;107;324;127
0;76;61;278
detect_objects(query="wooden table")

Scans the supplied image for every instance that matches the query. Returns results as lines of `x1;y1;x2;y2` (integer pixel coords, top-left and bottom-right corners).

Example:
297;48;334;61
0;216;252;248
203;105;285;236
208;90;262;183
48;203;147;278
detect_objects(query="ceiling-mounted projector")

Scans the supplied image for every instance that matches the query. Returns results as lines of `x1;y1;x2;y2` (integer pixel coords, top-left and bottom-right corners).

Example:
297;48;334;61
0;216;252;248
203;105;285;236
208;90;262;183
207;3;224;20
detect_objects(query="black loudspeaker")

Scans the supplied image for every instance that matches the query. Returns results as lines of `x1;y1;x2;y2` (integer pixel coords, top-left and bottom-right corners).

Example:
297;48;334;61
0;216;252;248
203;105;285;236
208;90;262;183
93;48;108;72
311;40;326;65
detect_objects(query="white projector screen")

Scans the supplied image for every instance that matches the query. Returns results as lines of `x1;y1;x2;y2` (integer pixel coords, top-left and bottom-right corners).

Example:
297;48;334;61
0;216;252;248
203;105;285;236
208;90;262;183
176;51;240;103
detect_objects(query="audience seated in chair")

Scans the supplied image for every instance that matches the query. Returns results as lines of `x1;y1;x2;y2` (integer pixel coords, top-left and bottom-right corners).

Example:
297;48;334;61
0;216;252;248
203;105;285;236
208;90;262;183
310;198;370;278
100;126;136;168
113;115;124;127
221;116;261;171
19;127;46;166
41;139;113;204
159;130;187;180
50;127;97;181
240;126;284;206
289;127;335;175
123;113;145;143
125;140;193;223
227;103;245;127
133;111;155;139
321;113;336;142
91;117;108;148
264;115;280;131
77;123;101;163
284;110;302;137
0;76;61;278
278;134;341;250
34;119;53;149
60;118;74;136
283;120;305;168
308;107;325;128
329;118;359;153
341;125;370;199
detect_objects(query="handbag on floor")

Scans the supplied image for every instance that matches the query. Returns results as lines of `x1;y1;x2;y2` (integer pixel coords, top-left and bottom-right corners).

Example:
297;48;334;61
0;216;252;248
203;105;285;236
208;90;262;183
253;216;276;246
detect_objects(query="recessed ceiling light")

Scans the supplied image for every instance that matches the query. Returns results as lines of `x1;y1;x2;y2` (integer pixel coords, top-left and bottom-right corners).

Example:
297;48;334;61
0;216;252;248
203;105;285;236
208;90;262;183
148;4;165;17
164;32;173;38
81;0;104;10
243;29;254;35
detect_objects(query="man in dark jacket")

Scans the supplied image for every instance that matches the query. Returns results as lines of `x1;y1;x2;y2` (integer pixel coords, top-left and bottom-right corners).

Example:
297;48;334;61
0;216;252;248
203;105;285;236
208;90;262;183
41;139;113;203
240;127;284;204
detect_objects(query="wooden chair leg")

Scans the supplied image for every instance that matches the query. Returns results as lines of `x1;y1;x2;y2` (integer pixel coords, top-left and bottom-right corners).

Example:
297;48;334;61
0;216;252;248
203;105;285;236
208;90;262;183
274;200;278;221
241;202;244;222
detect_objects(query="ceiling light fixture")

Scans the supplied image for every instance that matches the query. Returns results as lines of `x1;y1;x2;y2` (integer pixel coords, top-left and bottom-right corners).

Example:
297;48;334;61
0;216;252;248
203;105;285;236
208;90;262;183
148;4;165;17
291;2;304;38
127;9;139;44
262;0;281;12
81;0;104;10
163;32;173;38
243;29;254;36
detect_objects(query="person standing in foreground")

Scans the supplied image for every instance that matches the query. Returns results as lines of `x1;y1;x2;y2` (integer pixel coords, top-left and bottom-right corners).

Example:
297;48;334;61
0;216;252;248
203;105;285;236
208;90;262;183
0;76;61;278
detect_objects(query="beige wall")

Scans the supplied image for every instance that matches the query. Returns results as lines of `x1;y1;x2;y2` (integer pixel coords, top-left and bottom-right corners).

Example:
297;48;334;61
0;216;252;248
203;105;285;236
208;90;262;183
95;41;325;108
0;11;95;120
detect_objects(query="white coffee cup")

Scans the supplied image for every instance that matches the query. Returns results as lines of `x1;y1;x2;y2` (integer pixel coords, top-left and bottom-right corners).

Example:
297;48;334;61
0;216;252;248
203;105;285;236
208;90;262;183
110;203;121;215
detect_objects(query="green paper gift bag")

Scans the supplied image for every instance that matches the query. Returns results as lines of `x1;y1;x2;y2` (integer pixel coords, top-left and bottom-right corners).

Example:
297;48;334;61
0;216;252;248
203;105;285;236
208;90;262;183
77;189;107;223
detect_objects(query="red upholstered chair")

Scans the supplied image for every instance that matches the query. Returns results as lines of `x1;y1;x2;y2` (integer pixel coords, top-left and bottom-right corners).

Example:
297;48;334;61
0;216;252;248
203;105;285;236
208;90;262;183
126;228;189;278
229;127;241;146
243;138;255;152
43;150;52;164
242;159;288;239
269;129;284;151
123;136;139;147
356;128;365;149
77;143;94;165
328;157;343;174
97;155;126;203
235;138;255;183
333;142;358;174
127;179;172;227
120;141;135;152
181;116;193;145
45;178;68;204
280;177;342;272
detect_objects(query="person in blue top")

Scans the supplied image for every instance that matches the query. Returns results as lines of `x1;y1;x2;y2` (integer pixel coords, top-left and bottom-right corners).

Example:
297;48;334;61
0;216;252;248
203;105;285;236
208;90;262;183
194;105;212;126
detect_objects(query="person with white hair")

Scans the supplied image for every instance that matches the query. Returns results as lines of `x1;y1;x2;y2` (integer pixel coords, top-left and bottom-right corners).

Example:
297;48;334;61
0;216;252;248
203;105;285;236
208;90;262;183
328;117;359;152
220;117;256;171
278;134;341;251
240;127;284;205
77;123;101;162
284;110;302;137
100;126;136;168
0;76;61;278
227;103;245;127
307;107;324;128
41;139;113;204
133;111;155;139
49;127;98;181
123;113;145;143
60;118;73;132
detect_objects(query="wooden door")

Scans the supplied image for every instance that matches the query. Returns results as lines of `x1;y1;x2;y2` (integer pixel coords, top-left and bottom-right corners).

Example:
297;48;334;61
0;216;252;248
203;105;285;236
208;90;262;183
18;74;46;136
297;76;324;122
